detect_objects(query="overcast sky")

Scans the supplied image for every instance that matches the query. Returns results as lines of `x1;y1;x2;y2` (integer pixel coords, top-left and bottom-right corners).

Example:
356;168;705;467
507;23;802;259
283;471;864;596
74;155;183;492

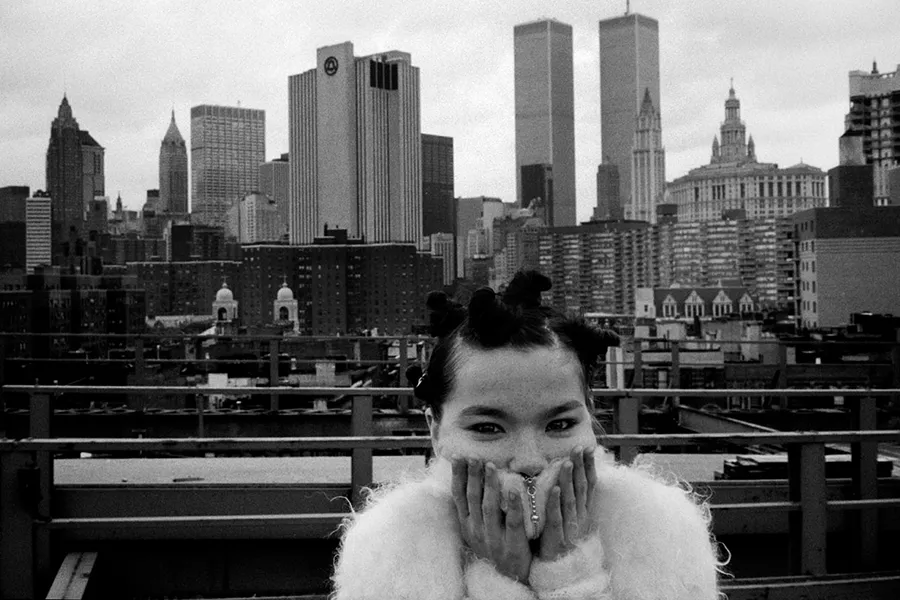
1;0;898;222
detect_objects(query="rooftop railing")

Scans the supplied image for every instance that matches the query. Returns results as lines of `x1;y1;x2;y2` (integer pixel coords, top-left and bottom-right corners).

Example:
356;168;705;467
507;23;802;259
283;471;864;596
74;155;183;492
1;383;899;599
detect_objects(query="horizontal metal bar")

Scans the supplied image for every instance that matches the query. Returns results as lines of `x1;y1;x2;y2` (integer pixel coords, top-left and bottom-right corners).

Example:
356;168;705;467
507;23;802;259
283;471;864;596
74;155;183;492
827;498;900;510
2;431;898;452
4;385;899;397
709;501;800;512
44;513;346;530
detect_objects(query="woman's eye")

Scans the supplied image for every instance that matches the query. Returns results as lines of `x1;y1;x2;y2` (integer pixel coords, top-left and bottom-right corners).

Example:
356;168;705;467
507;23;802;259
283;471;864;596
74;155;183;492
469;423;504;434
547;419;577;432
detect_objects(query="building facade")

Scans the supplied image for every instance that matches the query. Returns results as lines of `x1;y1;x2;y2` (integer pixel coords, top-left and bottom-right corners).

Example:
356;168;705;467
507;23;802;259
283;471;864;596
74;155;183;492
594;164;621;221
225;192;284;244
845;63;900;205
46;96;84;258
422;134;455;236
259;153;290;227
288;42;422;245
630;89;665;222
159;111;189;214
794;206;900;329
514;19;575;227
668;87;827;222
0;186;29;272
26;193;52;272
190;105;265;228
79;131;104;221
598;11;660;220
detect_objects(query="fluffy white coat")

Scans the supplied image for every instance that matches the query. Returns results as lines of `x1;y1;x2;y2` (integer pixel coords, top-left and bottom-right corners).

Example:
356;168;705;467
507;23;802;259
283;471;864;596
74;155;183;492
332;451;721;600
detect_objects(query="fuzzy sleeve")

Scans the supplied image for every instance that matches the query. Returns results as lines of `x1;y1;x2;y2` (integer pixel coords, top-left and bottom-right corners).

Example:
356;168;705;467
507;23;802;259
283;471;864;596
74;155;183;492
596;464;721;600
528;534;611;600
331;482;535;600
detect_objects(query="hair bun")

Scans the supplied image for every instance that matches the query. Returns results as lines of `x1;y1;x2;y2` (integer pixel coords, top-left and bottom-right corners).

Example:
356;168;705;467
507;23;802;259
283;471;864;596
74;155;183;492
502;270;551;309
425;290;466;338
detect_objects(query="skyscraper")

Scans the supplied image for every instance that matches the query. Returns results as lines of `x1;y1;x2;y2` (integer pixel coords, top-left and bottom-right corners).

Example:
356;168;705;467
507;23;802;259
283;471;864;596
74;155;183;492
288;42;422;245
422;134;455;236
599;11;661;219
514;19;575;227
845;61;900;205
631;89;665;222
26;192;52;273
159;111;189;214
259;153;290;226
190;105;265;228
46;95;84;255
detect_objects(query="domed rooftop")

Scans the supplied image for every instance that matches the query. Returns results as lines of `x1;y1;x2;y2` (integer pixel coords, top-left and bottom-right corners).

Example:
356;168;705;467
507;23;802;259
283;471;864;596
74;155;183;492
215;282;234;302
276;282;294;301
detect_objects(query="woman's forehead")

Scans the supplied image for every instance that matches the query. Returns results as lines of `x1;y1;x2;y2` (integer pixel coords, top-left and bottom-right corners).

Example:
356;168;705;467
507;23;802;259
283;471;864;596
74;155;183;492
447;345;585;412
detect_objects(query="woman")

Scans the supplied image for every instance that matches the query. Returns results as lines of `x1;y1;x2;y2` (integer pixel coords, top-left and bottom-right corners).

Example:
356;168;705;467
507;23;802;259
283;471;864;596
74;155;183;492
332;271;722;600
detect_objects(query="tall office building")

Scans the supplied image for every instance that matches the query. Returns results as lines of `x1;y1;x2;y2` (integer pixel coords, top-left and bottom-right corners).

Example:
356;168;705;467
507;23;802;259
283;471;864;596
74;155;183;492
190;105;265;228
594;164;621;221
80;130;104;219
259;153;290;226
159;111;189;214
514;19;575;227
422;134;455;236
845;62;900;205
26;192;52;272
0;186;29;271
46;95;84;255
288;42;422;245
598;11;661;220
631;89;665;222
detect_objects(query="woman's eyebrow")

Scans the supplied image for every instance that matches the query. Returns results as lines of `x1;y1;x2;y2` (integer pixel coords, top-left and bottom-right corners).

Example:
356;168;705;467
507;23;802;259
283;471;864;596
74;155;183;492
541;400;584;420
457;406;508;420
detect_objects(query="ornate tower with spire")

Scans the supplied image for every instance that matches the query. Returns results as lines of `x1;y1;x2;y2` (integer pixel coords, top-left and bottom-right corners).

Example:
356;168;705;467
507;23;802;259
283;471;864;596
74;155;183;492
46;95;84;261
712;84;754;164
159;111;188;214
629;88;666;223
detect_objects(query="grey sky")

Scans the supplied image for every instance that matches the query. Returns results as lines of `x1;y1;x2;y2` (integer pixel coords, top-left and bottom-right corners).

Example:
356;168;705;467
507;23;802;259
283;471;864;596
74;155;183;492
1;0;897;222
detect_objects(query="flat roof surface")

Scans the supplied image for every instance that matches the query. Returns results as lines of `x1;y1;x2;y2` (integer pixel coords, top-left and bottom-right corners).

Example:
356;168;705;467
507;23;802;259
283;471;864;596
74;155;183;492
55;453;741;486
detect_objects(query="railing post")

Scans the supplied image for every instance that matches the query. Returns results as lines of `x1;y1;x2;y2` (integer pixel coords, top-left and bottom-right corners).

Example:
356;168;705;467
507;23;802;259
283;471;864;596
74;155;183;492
269;339;280;412
0;450;36;599
0;338;6;438
29;392;53;596
632;343;643;388
851;395;879;571
788;442;827;576
670;341;680;407
197;393;205;438
398;337;409;414
613;394;639;465
134;337;145;387
351;394;374;507
778;343;789;409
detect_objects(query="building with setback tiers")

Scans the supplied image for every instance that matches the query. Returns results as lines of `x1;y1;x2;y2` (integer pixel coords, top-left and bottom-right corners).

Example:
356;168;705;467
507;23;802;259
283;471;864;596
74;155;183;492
668;86;827;222
190;105;265;228
159;111;189;214
288;42;422;245
844;62;900;205
514;19;575;226
631;89;665;223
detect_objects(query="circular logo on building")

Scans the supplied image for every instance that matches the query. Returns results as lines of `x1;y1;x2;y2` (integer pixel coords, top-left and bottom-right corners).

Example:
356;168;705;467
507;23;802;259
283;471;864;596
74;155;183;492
324;57;339;76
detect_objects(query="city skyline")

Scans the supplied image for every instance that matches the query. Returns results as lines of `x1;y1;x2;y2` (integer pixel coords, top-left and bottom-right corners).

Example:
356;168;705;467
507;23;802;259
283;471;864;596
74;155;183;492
1;0;898;222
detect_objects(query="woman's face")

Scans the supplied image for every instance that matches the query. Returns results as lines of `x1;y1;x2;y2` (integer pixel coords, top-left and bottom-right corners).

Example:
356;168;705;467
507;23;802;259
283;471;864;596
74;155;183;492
426;344;597;476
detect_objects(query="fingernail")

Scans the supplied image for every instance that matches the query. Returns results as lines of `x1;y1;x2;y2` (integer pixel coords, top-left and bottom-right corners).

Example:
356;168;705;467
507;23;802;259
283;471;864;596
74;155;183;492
574;445;583;455
565;460;573;471
508;490;517;503
485;462;495;475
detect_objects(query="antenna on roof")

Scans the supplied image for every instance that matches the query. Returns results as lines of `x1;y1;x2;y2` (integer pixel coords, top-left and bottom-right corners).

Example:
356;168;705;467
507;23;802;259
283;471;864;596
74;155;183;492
625;0;631;14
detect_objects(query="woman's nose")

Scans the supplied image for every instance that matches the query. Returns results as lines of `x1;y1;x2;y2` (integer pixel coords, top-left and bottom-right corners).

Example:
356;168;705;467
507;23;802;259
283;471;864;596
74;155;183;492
507;434;548;477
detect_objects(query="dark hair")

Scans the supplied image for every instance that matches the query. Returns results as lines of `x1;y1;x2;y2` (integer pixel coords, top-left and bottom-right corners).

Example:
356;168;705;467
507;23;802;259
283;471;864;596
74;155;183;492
412;270;620;420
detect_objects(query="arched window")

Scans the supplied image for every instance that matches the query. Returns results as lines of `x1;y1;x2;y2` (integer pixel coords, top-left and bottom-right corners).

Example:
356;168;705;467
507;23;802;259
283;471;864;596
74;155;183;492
662;295;678;318
712;291;733;317
685;291;705;318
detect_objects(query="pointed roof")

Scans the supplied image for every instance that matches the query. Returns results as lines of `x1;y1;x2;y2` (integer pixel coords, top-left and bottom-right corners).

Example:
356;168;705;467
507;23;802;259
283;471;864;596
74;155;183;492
639;87;655;114
58;95;72;119
162;111;184;143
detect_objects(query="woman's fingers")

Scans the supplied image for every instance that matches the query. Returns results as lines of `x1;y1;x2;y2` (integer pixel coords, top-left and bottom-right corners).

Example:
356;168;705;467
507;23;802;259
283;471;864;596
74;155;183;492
538;486;567;560
451;457;469;523
584;447;598;505
572;447;588;517
466;459;484;530
482;462;503;545
560;461;579;542
504;490;527;545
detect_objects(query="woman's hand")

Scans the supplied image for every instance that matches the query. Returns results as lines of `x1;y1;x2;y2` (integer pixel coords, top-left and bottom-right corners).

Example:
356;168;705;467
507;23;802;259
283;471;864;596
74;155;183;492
538;446;598;561
452;458;532;583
